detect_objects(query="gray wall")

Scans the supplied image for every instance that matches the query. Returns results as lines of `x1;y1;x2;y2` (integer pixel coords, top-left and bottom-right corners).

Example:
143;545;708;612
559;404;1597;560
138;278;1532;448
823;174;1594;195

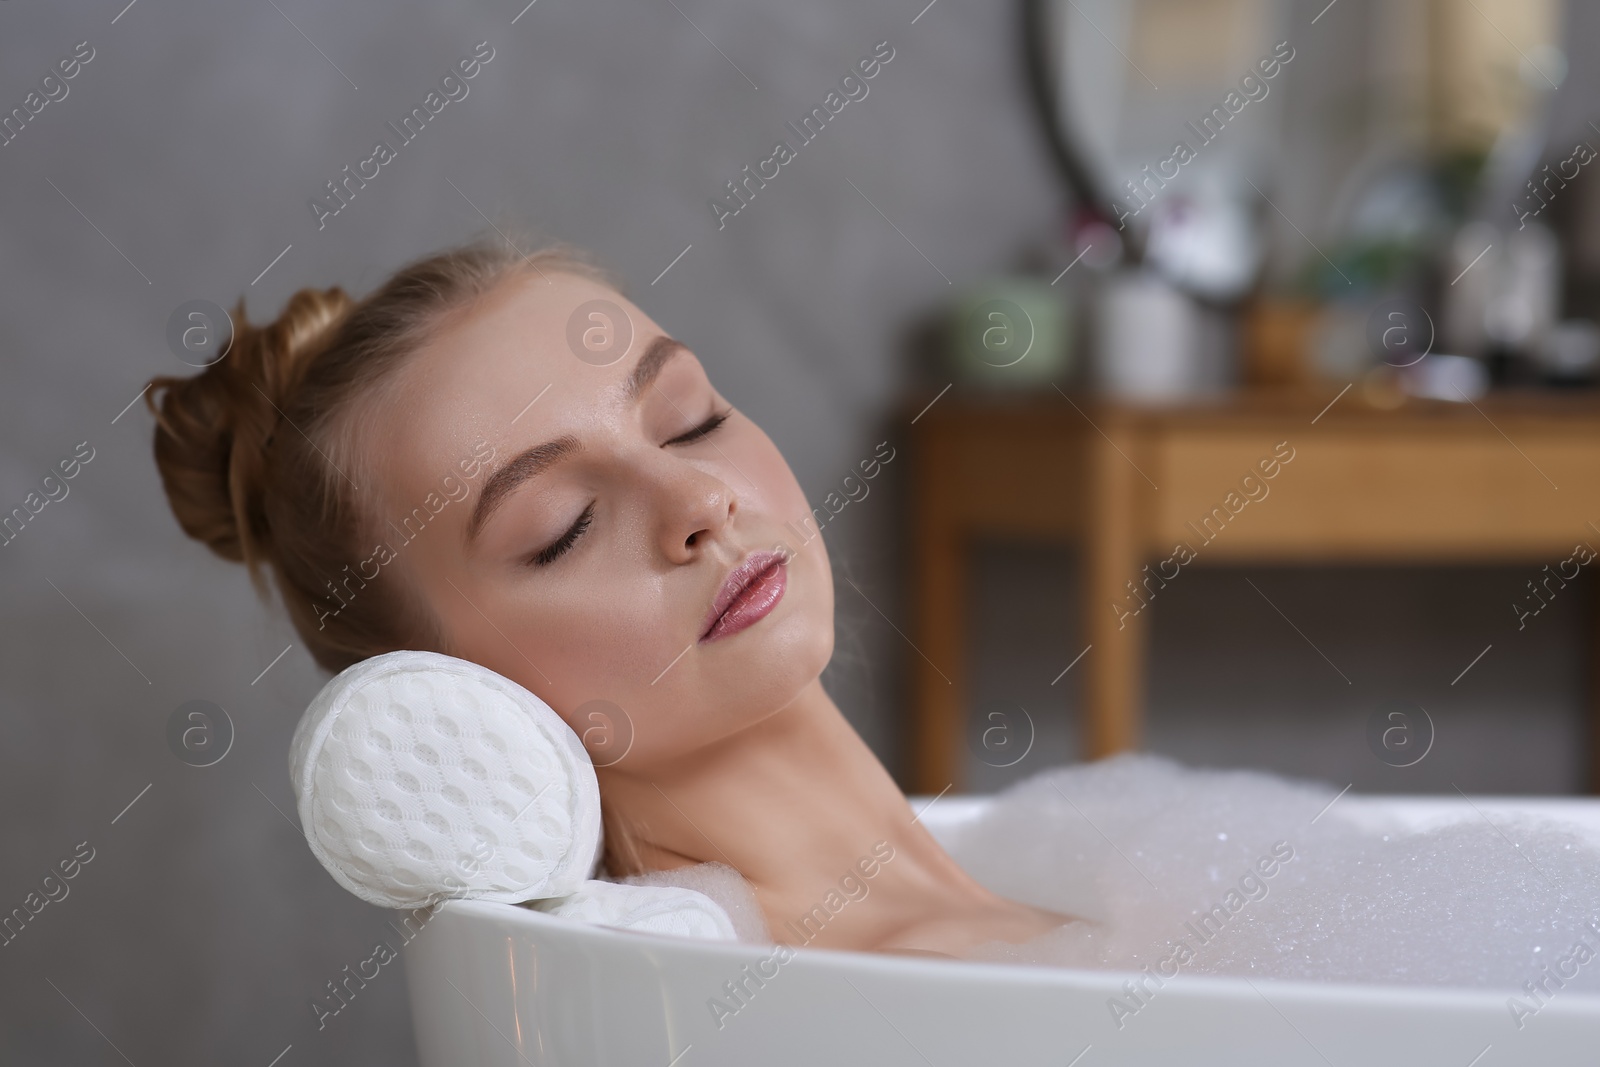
0;1;1589;1065
0;2;1057;1063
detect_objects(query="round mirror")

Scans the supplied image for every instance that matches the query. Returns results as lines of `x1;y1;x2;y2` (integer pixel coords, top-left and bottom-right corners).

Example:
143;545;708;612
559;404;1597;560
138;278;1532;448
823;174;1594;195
1023;0;1293;304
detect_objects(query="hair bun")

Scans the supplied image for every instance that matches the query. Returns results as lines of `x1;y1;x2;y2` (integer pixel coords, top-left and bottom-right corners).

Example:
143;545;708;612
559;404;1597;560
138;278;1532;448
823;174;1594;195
145;287;353;575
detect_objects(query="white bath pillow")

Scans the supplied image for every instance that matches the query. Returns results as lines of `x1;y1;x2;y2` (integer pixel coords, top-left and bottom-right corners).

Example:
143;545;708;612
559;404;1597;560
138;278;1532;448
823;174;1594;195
530;879;739;941
288;650;602;910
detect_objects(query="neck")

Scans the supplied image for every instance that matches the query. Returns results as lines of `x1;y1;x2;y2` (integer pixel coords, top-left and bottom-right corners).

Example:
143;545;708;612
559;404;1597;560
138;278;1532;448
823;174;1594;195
595;677;995;949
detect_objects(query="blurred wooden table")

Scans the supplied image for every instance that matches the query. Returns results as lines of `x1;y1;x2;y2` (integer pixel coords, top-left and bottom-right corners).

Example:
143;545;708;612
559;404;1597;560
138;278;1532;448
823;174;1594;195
902;387;1600;794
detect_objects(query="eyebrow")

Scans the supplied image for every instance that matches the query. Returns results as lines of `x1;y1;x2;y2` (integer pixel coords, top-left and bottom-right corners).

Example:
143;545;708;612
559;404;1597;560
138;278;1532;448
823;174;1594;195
625;333;689;403
464;334;690;544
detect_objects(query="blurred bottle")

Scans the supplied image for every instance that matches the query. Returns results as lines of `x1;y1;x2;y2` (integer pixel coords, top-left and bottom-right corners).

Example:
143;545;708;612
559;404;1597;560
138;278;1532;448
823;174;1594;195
1092;269;1204;401
1442;217;1561;386
1535;319;1600;385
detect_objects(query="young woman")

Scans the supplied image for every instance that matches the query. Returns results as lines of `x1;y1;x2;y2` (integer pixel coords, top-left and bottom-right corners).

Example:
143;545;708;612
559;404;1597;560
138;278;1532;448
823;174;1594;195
145;239;1070;958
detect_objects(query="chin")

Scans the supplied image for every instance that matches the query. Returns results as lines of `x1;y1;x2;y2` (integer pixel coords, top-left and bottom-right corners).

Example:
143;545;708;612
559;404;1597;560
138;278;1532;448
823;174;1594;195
681;597;831;750
736;597;831;695
756;549;834;695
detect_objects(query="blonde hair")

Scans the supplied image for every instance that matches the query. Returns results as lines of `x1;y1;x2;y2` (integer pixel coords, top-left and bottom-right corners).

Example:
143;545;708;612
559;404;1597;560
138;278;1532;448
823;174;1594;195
145;237;619;674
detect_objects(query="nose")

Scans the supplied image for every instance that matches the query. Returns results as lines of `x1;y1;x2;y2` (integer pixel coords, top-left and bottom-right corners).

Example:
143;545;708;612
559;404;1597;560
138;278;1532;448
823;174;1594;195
654;461;735;564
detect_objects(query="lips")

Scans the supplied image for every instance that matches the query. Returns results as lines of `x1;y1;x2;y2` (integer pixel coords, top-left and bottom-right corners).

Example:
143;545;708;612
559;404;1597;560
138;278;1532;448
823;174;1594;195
700;549;789;643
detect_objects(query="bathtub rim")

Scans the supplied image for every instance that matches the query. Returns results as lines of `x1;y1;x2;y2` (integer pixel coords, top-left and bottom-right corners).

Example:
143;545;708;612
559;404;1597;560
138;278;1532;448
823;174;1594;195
432;890;1600;1015
420;788;1600;1015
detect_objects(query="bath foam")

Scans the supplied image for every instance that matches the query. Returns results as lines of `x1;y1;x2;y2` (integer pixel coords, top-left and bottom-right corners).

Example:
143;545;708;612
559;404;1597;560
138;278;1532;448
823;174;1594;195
619;862;773;945
944;754;1600;993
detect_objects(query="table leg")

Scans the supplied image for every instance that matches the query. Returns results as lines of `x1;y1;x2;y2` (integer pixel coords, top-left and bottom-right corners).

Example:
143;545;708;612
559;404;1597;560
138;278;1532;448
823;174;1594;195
1083;423;1147;759
1592;574;1600;795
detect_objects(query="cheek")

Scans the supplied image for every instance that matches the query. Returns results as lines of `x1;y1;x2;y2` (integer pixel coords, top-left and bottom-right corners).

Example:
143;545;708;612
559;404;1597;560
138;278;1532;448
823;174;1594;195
730;420;811;519
436;573;700;769
730;422;833;625
489;576;684;711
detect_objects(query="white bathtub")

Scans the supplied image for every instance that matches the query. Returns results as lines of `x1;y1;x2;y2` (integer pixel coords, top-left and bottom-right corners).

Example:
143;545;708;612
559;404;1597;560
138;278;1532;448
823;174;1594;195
402;794;1600;1066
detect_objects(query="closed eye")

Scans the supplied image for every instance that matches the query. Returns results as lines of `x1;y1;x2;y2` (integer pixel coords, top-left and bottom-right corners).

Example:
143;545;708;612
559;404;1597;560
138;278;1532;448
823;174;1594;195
663;408;730;447
524;408;728;568
527;503;593;567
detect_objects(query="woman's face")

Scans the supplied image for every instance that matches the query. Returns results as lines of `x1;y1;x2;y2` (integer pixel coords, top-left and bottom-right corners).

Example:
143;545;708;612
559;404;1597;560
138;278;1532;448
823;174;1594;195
365;269;834;769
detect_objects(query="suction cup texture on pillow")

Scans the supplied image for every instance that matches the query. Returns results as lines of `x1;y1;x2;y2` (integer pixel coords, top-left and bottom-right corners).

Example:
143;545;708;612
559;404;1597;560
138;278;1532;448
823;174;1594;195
288;650;601;910
531;880;739;941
